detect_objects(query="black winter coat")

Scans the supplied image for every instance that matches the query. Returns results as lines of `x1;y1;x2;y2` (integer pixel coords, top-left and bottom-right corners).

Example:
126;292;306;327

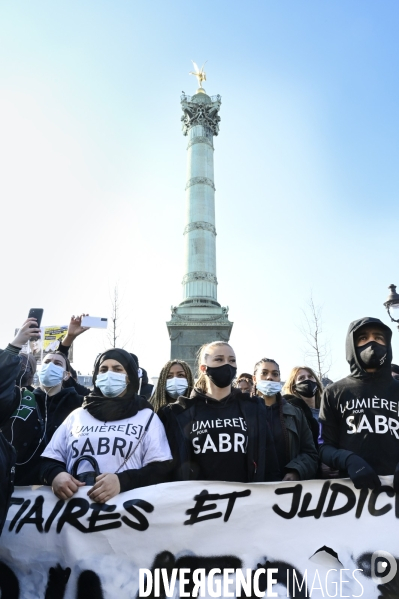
258;395;319;480
283;394;320;450
319;317;399;475
158;389;280;482
0;346;83;485
0;351;17;534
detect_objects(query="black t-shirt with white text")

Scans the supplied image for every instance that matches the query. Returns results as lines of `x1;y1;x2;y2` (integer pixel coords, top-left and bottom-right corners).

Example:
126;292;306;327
187;396;248;482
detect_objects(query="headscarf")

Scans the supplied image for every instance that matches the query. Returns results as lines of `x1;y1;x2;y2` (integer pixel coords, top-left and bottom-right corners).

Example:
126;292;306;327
83;348;152;421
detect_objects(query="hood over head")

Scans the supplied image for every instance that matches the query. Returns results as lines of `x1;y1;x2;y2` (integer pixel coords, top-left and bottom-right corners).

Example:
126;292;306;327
346;317;392;378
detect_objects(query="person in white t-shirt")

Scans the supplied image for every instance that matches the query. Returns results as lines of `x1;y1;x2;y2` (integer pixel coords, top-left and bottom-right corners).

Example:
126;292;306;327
40;349;172;503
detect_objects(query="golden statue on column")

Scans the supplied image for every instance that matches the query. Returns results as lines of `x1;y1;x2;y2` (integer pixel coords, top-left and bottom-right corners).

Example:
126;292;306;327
189;61;207;92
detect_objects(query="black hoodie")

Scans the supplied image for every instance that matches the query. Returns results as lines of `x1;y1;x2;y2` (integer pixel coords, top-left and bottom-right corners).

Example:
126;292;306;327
319;317;399;475
158;388;280;483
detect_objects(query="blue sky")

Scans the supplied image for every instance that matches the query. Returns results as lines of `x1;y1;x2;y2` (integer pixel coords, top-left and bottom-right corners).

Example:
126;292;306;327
1;1;398;380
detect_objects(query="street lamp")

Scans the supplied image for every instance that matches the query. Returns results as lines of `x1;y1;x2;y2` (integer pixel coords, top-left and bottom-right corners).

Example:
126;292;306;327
384;284;399;330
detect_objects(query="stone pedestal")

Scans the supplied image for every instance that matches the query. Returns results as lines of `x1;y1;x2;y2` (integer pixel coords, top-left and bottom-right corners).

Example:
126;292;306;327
167;301;233;374
167;89;233;373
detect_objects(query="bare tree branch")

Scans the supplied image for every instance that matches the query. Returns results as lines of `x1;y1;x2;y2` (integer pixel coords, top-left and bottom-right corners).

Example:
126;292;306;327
299;294;332;382
107;284;133;350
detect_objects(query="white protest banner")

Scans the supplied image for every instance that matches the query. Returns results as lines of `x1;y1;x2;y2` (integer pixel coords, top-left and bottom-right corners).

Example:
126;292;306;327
0;478;397;598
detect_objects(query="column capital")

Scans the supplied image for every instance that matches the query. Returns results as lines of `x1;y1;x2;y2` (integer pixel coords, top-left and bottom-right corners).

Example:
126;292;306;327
181;94;221;136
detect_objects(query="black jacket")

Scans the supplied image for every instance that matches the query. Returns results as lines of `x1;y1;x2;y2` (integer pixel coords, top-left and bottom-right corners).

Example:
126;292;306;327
158;389;280;482
0;432;15;535
0;348;17;535
0;346;83;485
259;395;319;480
140;368;154;401
63;376;91;397
319;317;399;475
284;394;320;450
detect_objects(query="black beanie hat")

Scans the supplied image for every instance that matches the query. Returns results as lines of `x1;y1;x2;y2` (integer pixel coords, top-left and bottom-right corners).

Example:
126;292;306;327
93;348;140;393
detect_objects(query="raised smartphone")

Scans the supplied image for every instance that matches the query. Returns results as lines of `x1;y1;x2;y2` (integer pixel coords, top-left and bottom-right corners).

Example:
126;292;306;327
81;316;108;329
28;308;43;341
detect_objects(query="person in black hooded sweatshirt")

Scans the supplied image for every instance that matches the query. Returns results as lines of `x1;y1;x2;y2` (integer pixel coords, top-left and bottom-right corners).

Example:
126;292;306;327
319;316;399;490
40;348;172;503
158;341;279;483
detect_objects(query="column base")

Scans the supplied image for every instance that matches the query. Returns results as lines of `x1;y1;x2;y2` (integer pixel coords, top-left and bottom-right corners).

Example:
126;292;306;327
166;302;233;374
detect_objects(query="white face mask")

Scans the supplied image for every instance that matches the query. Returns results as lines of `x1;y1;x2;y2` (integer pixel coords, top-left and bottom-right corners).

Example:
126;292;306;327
256;380;282;397
96;371;127;398
39;362;65;388
165;377;188;399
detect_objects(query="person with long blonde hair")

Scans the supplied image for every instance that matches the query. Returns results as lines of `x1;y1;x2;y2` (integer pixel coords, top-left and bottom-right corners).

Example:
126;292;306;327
282;366;340;479
158;341;279;482
282;366;323;449
150;360;194;413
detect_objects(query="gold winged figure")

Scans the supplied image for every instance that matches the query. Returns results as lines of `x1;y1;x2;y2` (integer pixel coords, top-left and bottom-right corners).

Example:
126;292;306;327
189;61;207;89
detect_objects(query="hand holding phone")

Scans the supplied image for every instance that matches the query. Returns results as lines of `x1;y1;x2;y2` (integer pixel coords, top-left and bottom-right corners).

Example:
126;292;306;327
27;309;43;341
28;309;43;328
12;318;41;349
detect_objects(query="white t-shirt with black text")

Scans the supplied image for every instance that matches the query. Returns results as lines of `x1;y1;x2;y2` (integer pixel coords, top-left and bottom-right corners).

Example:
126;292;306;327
42;407;172;475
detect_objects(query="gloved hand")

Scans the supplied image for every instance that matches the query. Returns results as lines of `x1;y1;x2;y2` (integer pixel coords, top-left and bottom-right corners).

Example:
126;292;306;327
346;454;381;490
393;462;399;493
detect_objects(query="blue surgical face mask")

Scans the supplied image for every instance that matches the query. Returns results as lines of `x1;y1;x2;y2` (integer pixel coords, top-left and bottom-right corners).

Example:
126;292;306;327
96;371;127;398
39;362;65;388
256;380;282;397
166;377;188;399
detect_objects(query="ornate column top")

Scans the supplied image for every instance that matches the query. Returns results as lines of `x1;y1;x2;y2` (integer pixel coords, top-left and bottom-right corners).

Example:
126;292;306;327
180;95;221;136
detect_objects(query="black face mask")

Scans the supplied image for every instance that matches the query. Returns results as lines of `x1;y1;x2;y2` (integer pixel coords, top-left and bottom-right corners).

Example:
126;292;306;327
356;341;387;370
206;364;237;388
295;379;318;398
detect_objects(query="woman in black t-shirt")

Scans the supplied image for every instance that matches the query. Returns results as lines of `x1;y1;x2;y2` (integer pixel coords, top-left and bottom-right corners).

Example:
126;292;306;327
158;341;279;483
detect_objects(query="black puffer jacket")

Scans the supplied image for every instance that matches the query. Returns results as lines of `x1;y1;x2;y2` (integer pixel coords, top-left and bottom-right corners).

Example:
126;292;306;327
158;389;280;482
0;346;83;485
319;317;399;475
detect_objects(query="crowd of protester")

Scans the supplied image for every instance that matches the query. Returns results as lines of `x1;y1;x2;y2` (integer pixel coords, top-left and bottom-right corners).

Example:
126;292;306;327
0;312;398;533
